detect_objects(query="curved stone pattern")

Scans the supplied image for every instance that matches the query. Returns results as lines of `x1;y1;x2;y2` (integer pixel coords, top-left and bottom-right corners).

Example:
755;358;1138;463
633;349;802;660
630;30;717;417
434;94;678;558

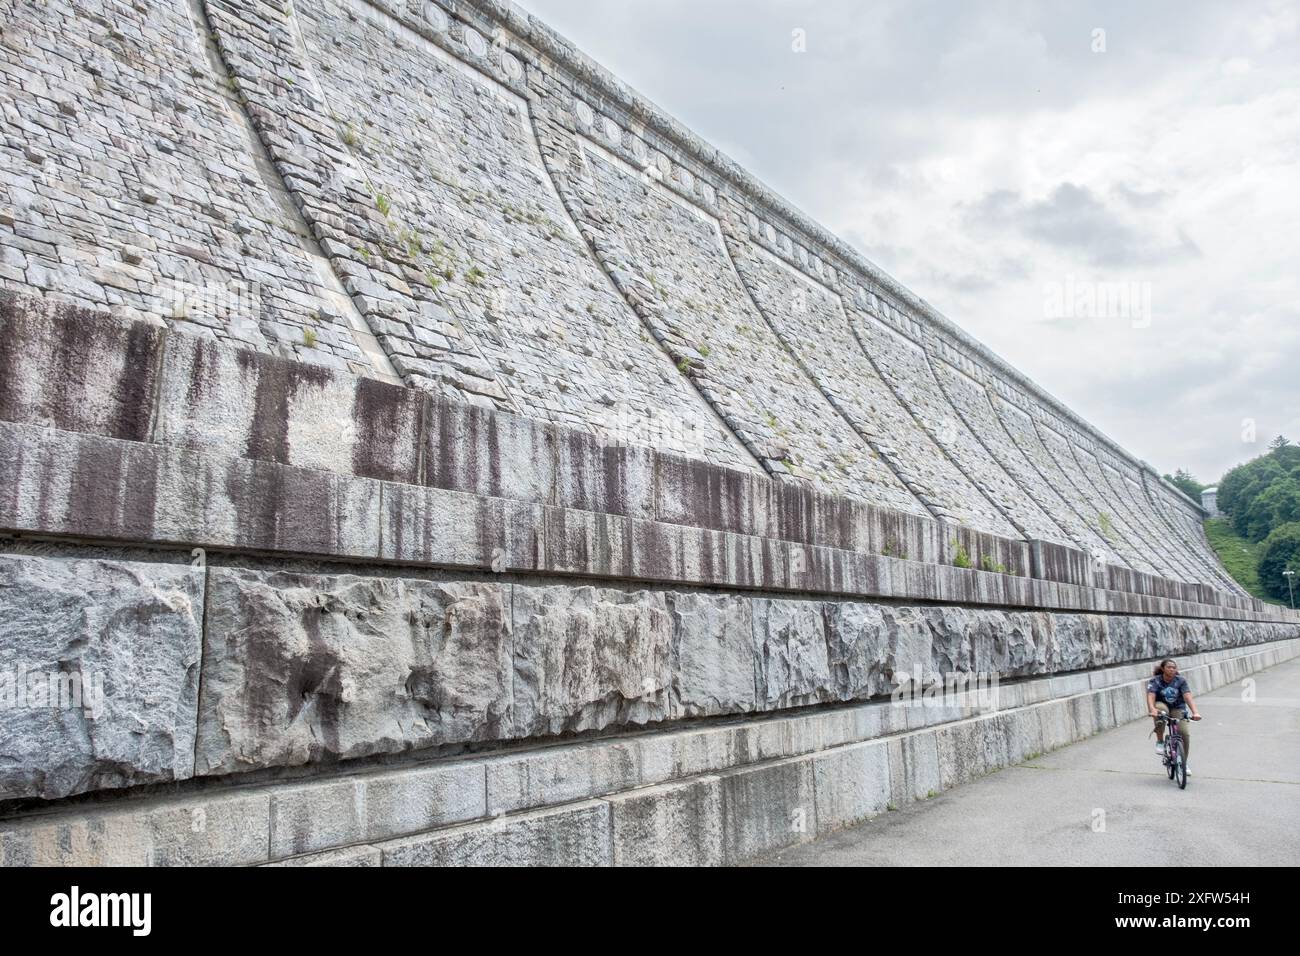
282;0;753;465
573;145;923;511
927;353;1113;556
1144;475;1245;594
724;235;1017;533
1093;445;1213;585
1032;414;1172;575
0;0;1252;599
988;390;1141;570
845;295;1069;542
0;0;385;368
1061;430;1203;583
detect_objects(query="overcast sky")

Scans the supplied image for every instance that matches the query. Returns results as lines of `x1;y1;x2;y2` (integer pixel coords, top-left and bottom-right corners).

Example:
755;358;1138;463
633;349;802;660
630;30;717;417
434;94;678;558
517;0;1299;484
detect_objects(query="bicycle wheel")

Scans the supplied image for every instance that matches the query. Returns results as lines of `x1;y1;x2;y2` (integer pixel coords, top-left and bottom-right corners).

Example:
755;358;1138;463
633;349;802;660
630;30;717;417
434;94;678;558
1166;740;1176;779
1175;751;1187;789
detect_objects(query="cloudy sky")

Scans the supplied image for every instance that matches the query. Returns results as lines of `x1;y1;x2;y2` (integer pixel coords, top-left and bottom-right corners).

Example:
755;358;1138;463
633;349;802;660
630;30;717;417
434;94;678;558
518;0;1299;483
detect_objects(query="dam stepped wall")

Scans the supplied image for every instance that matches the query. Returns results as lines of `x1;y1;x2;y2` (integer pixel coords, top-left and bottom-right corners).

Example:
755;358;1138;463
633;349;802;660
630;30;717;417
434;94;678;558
1;0;1296;865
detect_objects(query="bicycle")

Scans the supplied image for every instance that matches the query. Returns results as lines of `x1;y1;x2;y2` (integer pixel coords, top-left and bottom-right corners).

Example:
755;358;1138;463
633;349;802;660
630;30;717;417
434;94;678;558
1152;711;1198;789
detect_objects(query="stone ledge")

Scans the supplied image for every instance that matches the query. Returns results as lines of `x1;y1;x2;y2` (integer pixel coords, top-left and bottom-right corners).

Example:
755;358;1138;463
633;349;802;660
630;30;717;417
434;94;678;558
0;421;1291;625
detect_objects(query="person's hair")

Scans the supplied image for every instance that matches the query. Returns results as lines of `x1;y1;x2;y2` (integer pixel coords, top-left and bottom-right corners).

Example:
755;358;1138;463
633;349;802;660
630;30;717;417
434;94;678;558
1153;658;1176;676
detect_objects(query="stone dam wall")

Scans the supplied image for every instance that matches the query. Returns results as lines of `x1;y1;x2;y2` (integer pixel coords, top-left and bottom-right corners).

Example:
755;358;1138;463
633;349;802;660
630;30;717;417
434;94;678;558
1;0;1297;865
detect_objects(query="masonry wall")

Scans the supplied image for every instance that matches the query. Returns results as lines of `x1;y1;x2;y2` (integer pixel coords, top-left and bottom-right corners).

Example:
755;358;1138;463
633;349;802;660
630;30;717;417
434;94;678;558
0;0;1239;588
0;0;1289;864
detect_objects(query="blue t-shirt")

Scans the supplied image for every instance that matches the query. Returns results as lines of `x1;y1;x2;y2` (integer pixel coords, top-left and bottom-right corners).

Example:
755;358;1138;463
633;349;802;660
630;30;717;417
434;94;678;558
1147;674;1190;709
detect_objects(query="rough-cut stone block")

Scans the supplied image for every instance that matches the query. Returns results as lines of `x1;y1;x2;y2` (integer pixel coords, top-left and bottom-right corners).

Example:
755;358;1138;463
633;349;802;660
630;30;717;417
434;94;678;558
381;800;611;867
511;585;671;736
752;598;832;709
719;757;817;864
667;591;756;717
824;601;890;701
814;740;890;834
0;554;203;801
607;776;724;866
195;569;511;776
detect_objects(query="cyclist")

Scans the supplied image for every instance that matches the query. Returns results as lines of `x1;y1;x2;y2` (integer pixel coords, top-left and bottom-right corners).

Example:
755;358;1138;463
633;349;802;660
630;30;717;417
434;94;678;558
1146;658;1202;773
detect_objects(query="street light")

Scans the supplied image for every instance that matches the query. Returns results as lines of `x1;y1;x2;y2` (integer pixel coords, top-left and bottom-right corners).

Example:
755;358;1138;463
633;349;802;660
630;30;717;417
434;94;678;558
1285;570;1297;610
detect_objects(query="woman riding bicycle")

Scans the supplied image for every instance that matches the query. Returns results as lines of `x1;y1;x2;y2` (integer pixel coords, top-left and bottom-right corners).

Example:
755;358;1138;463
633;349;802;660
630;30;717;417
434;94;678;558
1147;658;1202;773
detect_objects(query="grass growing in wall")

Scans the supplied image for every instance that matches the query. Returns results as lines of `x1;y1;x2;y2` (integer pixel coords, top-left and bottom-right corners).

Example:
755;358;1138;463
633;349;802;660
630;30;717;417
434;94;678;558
952;540;973;569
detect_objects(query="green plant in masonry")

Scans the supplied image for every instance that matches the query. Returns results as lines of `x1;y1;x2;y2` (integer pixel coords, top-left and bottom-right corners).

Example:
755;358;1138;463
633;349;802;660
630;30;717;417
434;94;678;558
302;327;318;348
1098;511;1115;542
952;539;972;569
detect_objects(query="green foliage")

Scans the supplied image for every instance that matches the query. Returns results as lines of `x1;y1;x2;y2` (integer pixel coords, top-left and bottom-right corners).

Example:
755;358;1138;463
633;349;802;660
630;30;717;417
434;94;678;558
980;555;1008;574
302;327;318;349
952;540;972;569
1217;438;1300;541
1258;522;1300;604
374;192;392;217
1097;512;1115;542
1163;468;1205;500
1203;518;1274;602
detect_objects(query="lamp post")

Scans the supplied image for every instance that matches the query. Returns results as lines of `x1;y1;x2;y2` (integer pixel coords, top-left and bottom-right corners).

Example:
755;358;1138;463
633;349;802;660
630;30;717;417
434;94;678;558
1285;570;1297;610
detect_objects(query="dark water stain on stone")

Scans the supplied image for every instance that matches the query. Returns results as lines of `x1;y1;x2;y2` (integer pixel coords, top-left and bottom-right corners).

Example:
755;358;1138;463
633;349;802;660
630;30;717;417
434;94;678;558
240;351;333;465
351;375;417;482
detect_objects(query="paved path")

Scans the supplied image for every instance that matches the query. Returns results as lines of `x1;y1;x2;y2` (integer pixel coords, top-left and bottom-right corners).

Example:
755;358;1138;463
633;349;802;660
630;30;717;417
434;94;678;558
756;658;1300;866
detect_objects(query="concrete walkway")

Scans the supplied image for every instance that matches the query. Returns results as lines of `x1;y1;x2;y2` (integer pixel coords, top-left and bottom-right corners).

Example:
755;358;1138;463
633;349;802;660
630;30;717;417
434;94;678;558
755;658;1300;866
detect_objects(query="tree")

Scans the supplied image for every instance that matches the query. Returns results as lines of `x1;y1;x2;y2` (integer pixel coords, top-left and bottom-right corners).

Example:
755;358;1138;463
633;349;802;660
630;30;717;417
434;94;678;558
1258;522;1300;603
1216;441;1300;540
1163;468;1204;500
1269;435;1291;452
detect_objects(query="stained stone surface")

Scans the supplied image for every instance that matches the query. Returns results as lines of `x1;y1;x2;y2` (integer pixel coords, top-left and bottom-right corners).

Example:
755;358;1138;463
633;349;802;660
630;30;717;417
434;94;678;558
0;554;204;801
